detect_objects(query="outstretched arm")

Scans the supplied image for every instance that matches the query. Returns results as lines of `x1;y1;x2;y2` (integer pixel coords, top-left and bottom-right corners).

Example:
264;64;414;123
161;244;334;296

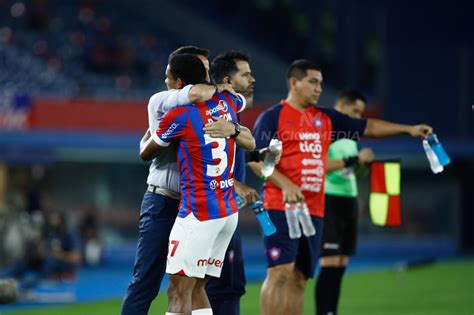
364;119;432;139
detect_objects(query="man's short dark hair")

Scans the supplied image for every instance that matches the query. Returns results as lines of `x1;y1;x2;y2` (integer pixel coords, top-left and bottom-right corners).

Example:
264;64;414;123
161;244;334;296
210;51;250;84
169;46;209;61
168;53;207;86
287;59;321;81
337;89;367;105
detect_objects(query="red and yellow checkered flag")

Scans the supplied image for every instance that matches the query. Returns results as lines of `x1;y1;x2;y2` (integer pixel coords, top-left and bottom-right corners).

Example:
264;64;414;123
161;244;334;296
369;160;401;226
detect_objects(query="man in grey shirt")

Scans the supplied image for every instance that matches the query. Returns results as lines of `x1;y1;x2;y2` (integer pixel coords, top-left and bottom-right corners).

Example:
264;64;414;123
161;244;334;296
121;46;237;315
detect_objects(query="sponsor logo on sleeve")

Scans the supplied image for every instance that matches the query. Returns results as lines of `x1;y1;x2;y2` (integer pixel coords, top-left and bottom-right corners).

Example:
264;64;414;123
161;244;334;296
161;123;179;139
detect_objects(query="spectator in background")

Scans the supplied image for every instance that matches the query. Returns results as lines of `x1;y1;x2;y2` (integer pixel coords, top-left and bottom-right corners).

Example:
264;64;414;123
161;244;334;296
43;211;81;278
1;211;81;289
80;208;103;267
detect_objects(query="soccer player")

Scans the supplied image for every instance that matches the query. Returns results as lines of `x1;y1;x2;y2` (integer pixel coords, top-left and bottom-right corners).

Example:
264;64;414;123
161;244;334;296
316;90;373;315
121;46;236;315
140;53;256;315
250;59;432;315
204;51;259;315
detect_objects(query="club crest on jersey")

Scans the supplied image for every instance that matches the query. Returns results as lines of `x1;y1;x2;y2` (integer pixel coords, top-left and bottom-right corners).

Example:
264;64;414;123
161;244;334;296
313;118;323;128
206;100;228;116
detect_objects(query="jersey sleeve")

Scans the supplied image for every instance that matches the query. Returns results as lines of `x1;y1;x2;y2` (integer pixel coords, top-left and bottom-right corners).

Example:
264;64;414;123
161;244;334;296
235;93;247;113
319;107;367;142
152;107;189;147
252;105;282;150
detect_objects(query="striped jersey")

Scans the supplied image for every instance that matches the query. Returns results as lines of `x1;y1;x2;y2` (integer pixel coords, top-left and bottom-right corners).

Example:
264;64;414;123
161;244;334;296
154;92;246;221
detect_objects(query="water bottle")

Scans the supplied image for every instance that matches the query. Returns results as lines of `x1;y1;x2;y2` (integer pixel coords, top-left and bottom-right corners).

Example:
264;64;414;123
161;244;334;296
261;139;283;179
427;134;451;167
285;203;301;239
297;202;316;237
251;201;277;236
235;195;247;209
422;139;444;174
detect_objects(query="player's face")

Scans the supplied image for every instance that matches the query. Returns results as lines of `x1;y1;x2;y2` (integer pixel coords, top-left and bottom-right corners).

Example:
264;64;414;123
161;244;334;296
340;100;366;119
294;69;323;107
230;60;255;95
164;65;181;90
197;54;210;82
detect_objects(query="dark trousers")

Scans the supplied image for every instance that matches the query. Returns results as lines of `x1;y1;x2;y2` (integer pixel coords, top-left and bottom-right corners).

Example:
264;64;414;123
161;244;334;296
121;191;179;315
206;224;246;315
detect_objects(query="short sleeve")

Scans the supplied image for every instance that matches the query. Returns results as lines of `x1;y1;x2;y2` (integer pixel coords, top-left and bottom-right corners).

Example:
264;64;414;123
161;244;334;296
252;104;282;150
319;108;367;142
147;85;193;129
162;85;193;112
153;107;189;147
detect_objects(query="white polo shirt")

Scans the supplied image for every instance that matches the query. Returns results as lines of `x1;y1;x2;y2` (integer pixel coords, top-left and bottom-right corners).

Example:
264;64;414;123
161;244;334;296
145;85;193;194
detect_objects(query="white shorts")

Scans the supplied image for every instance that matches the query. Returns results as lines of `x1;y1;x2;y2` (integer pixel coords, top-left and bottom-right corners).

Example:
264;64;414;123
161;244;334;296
166;212;238;278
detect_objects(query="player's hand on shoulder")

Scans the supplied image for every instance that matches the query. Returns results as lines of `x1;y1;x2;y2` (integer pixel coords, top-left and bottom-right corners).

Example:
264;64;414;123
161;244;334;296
216;83;238;96
410;124;433;139
358;148;374;164
282;182;304;204
203;116;235;138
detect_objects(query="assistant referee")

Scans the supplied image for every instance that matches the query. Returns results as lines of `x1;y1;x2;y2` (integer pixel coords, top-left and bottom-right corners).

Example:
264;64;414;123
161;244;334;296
316;90;374;315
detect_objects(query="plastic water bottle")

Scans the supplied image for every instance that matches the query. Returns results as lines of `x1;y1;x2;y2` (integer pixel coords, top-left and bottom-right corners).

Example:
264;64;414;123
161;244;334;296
422;139;444;174
235;195;247;209
297;202;316;237
261;139;283;179
427;134;451;167
285;203;301;239
251;201;277;236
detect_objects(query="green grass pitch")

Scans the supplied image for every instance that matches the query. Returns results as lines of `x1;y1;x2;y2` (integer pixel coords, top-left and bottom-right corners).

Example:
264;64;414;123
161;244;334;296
3;260;473;315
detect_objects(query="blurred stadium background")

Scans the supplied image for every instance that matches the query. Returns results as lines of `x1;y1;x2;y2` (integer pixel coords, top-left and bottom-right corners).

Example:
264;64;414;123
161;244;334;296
0;0;472;313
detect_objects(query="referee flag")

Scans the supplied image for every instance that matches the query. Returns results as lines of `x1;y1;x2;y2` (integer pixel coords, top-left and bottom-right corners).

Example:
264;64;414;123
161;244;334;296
369;160;401;226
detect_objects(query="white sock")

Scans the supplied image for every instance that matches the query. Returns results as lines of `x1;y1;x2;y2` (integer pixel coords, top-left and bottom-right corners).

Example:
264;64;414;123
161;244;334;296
165;313;184;315
192;308;213;315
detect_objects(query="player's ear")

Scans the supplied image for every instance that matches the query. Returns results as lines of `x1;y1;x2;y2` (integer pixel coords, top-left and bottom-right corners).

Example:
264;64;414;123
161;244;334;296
176;78;184;89
288;77;298;90
223;76;231;85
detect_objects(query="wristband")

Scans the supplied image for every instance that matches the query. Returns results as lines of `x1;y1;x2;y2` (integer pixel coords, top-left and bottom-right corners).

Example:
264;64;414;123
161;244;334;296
245;150;260;163
343;156;359;168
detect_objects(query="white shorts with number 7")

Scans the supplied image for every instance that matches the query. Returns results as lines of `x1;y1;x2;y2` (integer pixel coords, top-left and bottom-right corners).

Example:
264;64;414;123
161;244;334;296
166;211;238;278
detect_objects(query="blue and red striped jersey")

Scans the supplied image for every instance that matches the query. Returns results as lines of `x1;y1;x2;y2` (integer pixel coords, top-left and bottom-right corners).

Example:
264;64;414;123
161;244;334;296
155;92;246;221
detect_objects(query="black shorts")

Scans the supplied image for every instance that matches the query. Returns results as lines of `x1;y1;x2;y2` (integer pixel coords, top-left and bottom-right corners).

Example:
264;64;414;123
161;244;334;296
320;194;358;257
